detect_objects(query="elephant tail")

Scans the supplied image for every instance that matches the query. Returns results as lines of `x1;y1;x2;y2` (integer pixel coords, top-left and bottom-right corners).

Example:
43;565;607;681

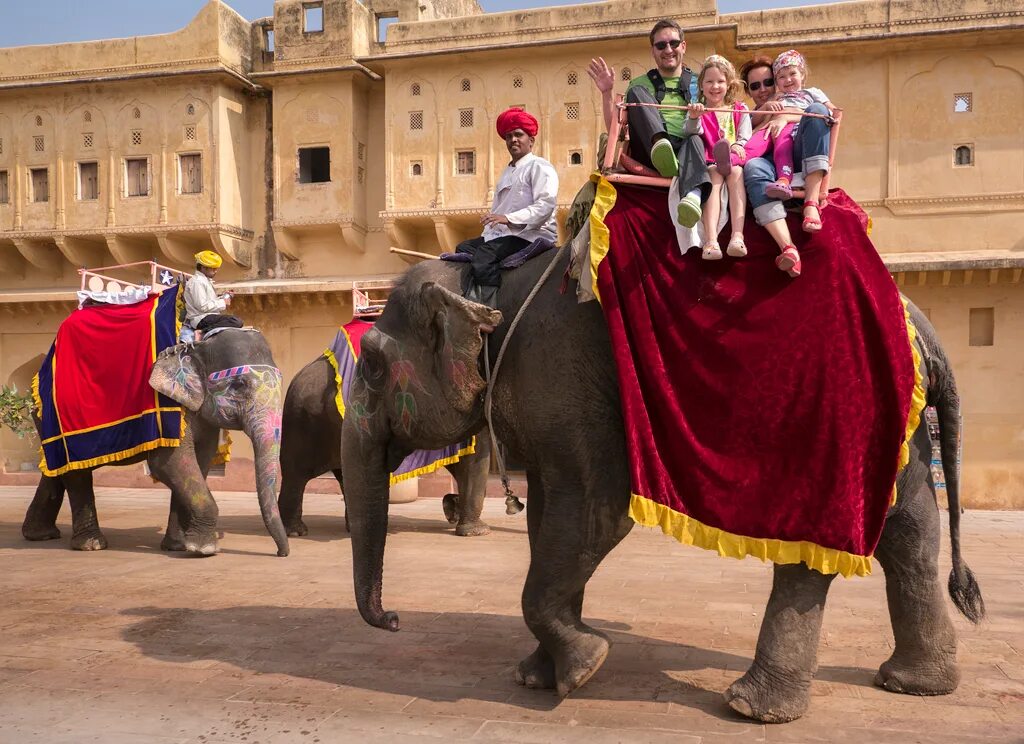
931;347;985;624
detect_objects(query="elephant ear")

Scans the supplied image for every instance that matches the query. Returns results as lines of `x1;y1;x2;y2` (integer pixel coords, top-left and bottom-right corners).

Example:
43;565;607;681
150;344;205;412
419;282;502;411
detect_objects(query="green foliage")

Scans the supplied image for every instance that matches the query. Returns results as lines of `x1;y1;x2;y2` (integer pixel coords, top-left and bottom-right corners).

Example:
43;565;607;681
0;384;36;438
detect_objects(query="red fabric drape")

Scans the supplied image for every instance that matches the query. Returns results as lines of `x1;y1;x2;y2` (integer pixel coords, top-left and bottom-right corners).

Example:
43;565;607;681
594;185;918;573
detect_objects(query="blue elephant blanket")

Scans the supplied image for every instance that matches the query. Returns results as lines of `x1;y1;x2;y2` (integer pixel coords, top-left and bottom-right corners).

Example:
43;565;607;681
33;284;185;477
325;319;476;485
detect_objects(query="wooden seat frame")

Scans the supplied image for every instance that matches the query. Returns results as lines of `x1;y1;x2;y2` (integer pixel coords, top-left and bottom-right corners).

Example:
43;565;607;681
601;94;843;201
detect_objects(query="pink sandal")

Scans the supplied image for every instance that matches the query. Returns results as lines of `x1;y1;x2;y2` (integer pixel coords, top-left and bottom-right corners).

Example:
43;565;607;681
775;246;801;278
802;201;823;233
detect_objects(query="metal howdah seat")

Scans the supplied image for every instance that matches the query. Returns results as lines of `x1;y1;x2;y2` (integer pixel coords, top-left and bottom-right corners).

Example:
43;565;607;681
601;93;843;204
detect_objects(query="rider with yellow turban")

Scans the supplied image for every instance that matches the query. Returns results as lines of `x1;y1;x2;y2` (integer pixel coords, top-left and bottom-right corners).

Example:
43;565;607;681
183;250;242;334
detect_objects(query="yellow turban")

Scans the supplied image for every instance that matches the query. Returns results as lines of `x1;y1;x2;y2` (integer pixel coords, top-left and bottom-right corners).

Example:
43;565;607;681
194;250;223;269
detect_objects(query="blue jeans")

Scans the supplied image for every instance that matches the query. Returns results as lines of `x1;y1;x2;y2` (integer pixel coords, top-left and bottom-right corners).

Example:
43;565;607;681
743;102;831;226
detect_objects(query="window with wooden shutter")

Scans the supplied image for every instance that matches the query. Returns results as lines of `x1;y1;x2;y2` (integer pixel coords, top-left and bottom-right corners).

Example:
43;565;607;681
78;162;99;200
180;153;202;194
31;168;49;202
0;171;9;204
126;158;150;197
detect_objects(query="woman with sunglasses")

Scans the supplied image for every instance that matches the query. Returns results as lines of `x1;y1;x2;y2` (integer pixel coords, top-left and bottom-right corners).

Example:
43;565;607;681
738;53;835;278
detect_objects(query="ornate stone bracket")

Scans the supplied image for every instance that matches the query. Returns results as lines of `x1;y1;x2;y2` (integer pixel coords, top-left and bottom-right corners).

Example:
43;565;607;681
12;238;63;275
0;242;27;278
155;233;197;268
54;236;105;269
105;234;153;265
209;229;252;269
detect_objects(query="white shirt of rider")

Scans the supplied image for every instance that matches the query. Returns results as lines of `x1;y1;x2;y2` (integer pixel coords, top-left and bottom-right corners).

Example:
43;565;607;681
482;152;559;244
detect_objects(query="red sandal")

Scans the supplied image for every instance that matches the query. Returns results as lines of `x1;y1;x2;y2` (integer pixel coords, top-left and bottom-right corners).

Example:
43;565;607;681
775;245;801;278
802;200;823;233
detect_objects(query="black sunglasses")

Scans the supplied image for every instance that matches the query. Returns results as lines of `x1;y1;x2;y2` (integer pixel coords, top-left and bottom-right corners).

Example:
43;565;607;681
747;78;775;92
653;39;682;51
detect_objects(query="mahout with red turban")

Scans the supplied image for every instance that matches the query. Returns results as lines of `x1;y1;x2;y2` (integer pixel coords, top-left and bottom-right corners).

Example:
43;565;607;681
496;107;539;138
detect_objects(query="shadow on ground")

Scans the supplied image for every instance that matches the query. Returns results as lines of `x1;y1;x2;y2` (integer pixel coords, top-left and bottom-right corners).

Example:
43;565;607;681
118;604;881;721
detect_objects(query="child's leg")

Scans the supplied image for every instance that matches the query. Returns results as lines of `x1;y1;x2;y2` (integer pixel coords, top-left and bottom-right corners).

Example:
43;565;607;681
726;168;746;237
771;122;798;183
702;170;724;259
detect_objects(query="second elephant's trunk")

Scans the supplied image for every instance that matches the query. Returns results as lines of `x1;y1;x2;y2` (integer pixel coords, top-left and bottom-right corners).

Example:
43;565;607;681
245;411;290;557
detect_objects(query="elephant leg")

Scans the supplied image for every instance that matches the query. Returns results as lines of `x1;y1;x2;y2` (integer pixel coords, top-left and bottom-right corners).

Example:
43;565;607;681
22;475;65;541
162;431;219;552
519;469;632;697
874;481;960;695
516;472;555;689
279;467;312;537
448;445;490;537
64;470;107;551
149;433;219;556
725;563;835;723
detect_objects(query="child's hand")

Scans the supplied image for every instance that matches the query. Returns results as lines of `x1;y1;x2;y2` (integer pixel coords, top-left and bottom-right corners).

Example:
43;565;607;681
762;101;784;112
731;143;746;162
687;103;705;119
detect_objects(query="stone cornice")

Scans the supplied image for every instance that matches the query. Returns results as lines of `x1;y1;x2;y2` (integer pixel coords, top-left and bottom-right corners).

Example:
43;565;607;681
0;57;236;85
734;9;1024;46
863;192;1024;216
0;223;254;241
272;214;366;230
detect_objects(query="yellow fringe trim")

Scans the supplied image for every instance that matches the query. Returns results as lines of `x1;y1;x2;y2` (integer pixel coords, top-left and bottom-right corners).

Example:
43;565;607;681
31;371;43;419
324;348;345;419
895;298;927;506
588;174;618;304
629;493;874;578
213;430;233;466
389;437;477;486
38;436;185;478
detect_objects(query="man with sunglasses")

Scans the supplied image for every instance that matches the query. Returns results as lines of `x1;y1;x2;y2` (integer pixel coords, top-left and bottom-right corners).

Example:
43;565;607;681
588;19;710;228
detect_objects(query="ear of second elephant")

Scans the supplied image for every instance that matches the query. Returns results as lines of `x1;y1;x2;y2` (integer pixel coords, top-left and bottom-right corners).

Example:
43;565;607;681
150;347;205;411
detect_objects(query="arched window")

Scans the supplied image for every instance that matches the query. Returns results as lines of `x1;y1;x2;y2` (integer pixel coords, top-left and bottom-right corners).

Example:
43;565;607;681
567;71;578;85
512;75;523;89
461;78;471;92
133;107;141;119
621;67;632;81
570;151;583;166
411;162;422;176
411;82;421;96
34;115;42;126
83;111;92;123
186;104;195;116
954;144;973;166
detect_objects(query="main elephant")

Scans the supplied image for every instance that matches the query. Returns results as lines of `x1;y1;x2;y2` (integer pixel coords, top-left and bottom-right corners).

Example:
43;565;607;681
277;352;492;537
339;254;984;723
22;328;289;557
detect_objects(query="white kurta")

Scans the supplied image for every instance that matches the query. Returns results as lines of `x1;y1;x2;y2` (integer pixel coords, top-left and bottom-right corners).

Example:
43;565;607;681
482;152;559;244
183;272;227;327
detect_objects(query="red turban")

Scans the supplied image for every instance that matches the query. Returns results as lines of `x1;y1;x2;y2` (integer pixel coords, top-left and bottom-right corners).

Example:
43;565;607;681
496;107;538;138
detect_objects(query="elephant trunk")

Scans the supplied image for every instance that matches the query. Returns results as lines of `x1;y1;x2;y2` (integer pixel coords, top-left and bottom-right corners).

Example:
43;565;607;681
341;418;400;632
244;411;290;557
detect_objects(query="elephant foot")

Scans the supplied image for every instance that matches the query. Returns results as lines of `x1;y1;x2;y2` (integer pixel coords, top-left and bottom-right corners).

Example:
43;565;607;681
22;524;62;541
160;534;188;552
442;493;460;525
874;654;960;695
555;631;609;698
455;520;490;537
514;646;556;690
70;530;108;551
182;530;218;556
284;519;308;537
724;667;810;723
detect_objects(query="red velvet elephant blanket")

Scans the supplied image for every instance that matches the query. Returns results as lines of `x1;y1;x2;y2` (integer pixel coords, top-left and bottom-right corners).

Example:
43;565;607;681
589;181;925;576
34;285;184;477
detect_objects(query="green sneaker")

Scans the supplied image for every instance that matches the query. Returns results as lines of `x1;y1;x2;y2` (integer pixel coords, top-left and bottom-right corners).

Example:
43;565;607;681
676;194;702;228
650;139;679;178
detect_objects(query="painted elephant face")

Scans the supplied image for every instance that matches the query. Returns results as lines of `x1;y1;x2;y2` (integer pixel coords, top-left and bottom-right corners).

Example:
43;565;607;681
349;281;501;448
150;343;283;431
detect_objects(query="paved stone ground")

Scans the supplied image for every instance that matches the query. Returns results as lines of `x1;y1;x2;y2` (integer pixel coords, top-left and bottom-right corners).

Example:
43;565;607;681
0;486;1021;743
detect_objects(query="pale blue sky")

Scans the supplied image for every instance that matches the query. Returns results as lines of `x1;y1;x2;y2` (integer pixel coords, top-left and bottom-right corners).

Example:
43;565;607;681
0;0;839;47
